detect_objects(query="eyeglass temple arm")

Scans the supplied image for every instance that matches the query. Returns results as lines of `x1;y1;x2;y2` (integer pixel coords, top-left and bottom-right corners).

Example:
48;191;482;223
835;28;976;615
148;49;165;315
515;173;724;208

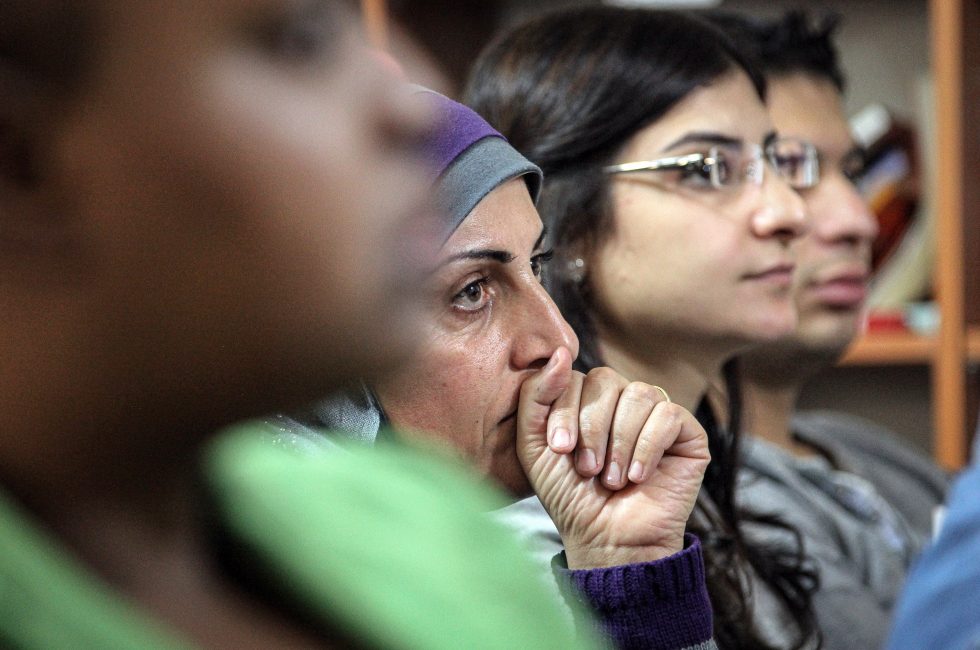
602;152;709;174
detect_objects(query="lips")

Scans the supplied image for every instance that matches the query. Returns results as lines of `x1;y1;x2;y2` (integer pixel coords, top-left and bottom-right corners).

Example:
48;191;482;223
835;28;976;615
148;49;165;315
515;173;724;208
807;276;867;308
743;263;796;288
806;265;869;309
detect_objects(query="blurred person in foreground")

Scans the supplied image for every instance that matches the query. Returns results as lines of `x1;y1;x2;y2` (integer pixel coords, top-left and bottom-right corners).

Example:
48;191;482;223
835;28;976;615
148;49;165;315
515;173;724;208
712;11;950;650
0;2;600;647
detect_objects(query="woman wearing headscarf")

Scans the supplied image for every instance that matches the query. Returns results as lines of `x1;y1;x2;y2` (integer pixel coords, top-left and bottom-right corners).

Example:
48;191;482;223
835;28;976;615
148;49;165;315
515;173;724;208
274;89;717;650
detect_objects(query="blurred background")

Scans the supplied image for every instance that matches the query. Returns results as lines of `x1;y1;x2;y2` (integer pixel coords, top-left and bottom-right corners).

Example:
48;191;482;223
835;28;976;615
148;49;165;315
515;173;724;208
364;0;979;469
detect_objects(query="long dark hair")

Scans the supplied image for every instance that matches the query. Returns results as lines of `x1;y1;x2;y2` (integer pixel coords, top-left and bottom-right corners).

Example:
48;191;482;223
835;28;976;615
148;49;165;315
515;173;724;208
465;7;818;649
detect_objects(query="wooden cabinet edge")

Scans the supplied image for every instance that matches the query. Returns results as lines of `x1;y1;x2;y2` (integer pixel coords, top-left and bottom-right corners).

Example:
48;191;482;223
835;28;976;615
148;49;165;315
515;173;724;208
968;325;980;362
840;332;936;365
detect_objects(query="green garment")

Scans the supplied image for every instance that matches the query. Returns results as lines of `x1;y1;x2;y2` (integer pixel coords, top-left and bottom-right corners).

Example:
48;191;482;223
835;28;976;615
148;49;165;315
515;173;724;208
0;426;593;649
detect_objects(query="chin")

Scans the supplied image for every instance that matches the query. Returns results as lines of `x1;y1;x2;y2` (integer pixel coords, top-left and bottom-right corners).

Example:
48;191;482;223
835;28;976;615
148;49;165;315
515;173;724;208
748;310;799;342
797;311;861;347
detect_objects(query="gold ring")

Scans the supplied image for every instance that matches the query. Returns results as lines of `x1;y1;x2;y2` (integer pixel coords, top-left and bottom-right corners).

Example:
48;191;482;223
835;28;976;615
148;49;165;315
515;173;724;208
652;385;671;404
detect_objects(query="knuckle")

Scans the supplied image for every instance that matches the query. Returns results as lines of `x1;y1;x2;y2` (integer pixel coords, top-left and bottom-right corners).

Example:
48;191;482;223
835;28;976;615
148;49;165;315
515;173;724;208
586;366;625;389
622;382;658;406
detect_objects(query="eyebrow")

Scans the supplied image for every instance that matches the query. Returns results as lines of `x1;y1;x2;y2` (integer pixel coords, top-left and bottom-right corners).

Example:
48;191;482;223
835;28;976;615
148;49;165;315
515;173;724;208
443;249;515;265
663;131;742;152
662;130;779;152
440;226;548;267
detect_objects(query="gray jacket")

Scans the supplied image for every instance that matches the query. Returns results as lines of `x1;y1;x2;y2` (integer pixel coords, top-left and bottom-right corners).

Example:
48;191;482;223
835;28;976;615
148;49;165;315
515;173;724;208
738;409;949;650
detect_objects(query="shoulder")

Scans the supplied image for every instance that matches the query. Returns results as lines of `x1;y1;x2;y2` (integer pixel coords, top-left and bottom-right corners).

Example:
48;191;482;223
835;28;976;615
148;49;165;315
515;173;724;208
793;410;949;491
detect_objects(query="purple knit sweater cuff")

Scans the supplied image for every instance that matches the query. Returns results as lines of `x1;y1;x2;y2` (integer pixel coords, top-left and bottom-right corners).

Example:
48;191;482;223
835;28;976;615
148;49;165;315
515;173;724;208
554;533;714;650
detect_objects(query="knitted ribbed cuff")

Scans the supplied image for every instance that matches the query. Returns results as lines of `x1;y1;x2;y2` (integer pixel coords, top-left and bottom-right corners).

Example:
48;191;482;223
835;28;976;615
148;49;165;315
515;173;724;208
553;534;714;650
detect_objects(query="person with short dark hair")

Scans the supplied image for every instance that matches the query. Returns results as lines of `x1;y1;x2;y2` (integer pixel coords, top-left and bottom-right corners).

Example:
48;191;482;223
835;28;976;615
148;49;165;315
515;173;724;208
711;10;950;650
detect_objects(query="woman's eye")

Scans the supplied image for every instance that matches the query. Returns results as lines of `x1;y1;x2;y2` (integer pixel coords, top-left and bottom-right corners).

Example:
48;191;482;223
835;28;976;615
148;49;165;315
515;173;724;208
711;154;735;186
841;153;866;184
530;249;554;281
773;154;806;183
452;279;490;313
678;157;716;187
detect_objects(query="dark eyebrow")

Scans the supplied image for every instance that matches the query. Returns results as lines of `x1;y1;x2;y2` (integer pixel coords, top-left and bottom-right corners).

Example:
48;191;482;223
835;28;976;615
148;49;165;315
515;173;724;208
662;130;779;153
441;225;549;267
662;131;742;152
443;249;516;265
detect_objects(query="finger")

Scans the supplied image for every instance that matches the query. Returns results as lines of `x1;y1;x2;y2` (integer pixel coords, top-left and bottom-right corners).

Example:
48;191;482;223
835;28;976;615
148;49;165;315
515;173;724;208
575;367;627;477
664;405;712;463
546;370;584;454
601;382;662;490
515;347;573;462
627;402;711;483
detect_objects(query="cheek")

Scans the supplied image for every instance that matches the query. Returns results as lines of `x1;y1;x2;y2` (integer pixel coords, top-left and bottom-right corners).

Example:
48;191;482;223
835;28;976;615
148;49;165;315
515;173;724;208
598;201;739;305
376;338;507;452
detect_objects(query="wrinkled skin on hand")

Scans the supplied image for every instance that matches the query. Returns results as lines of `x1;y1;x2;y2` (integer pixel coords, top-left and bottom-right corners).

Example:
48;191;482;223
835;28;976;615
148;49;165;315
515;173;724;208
517;347;711;569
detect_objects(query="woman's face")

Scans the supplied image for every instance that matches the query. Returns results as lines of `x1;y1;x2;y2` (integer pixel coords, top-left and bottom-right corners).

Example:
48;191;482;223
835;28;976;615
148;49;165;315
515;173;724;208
375;178;579;495
592;70;807;362
46;1;437;418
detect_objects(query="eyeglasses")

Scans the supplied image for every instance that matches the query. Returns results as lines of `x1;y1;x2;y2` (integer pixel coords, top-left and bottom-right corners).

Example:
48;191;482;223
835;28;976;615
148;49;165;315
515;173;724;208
603;137;820;191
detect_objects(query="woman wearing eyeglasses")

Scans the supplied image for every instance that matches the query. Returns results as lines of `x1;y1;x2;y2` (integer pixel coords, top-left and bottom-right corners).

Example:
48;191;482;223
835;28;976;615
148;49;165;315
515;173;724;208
467;7;821;649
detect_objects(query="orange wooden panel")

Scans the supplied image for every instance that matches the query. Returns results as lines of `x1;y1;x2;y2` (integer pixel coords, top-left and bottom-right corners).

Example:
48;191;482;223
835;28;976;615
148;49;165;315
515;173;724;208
930;0;967;470
841;332;935;365
968;325;980;361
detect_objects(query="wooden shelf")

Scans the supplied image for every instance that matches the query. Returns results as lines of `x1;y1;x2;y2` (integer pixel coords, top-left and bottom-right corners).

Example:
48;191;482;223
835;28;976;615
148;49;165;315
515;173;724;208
969;325;980;362
841;331;936;365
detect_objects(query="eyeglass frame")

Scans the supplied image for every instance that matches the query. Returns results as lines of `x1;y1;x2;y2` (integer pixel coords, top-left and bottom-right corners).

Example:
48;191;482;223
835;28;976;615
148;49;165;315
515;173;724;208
602;137;820;191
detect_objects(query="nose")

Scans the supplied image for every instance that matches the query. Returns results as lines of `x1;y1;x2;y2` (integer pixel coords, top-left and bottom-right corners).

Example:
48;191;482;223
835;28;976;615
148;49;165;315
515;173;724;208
510;281;580;371
749;169;809;244
810;171;879;246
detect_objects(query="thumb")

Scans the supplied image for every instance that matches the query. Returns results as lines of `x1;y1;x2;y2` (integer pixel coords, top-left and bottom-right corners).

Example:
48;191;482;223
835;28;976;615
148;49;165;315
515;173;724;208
516;347;573;456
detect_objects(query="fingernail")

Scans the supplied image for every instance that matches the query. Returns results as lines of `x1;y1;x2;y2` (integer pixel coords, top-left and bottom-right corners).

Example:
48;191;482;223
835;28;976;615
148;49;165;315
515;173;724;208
606;461;621;485
579;448;597;473
628;460;644;482
551;427;571;449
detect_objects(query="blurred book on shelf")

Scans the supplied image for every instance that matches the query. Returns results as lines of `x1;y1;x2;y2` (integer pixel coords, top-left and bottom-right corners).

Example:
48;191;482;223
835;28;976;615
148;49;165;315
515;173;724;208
853;75;936;313
852;103;921;271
